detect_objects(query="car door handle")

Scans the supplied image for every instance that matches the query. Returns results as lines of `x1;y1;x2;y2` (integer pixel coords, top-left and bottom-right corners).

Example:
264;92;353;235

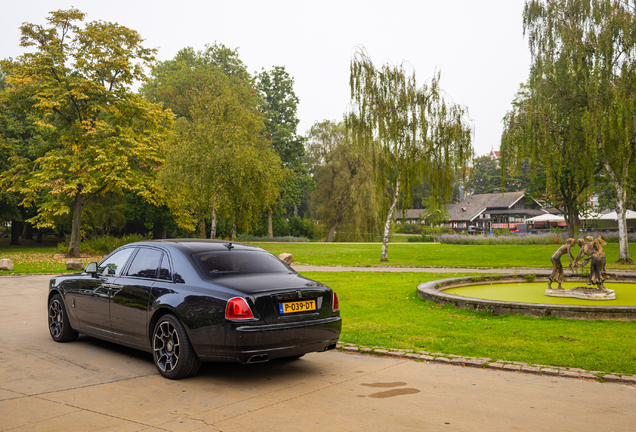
102;284;123;289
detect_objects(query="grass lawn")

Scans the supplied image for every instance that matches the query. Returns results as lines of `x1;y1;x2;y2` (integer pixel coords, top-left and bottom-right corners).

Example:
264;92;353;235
304;271;636;375
256;242;636;270
1;238;636;274
0;238;103;274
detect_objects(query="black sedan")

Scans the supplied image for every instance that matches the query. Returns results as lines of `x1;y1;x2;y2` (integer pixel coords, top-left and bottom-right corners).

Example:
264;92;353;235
47;240;341;379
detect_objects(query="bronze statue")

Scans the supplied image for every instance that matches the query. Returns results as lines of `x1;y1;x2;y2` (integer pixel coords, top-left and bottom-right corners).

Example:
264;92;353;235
574;235;607;289
548;238;575;290
546;235;616;300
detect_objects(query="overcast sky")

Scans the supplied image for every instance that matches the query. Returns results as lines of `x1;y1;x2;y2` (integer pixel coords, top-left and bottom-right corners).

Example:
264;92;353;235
1;0;531;157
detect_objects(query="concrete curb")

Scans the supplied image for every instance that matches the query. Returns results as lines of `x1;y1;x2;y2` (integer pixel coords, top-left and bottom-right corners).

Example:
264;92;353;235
335;343;635;386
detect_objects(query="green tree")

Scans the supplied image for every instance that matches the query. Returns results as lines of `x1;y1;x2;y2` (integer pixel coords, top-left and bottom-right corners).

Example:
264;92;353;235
466;155;500;194
306;119;378;242
1;9;173;257
0;62;49;245
143;45;283;239
258;66;314;233
122;193;177;239
507;0;635;262
153;54;283;240
466;155;535;195
82;192;126;236
142;43;253;120
347;49;473;261
502;83;597;239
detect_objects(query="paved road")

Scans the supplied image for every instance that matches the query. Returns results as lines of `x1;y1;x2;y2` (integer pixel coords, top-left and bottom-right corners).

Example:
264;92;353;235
1;275;635;431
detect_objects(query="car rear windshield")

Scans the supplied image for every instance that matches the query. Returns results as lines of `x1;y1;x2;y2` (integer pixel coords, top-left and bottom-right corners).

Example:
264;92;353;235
193;250;291;278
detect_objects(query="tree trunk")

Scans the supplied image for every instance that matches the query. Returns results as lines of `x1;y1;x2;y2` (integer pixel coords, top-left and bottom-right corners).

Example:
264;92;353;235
597;133;633;264
36;229;43;244
267;208;273;238
10;220;21;246
210;207;217;239
153;221;166;239
599;141;633;264
199;217;206;239
380;180;400;261
614;183;633;264
564;203;577;239
22;222;33;240
293;204;298;217
326;204;347;243
231;215;237;241
68;194;87;258
326;221;339;242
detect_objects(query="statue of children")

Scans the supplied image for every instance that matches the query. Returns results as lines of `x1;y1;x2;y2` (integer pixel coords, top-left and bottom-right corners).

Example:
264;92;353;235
575;236;607;289
548;238;575;290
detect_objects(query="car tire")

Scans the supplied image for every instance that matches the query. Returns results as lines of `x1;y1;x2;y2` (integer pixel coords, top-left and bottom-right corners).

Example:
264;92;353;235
48;294;79;342
152;314;201;379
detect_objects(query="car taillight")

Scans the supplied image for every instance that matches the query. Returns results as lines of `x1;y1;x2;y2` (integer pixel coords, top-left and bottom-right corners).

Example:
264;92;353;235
332;291;339;311
226;297;254;320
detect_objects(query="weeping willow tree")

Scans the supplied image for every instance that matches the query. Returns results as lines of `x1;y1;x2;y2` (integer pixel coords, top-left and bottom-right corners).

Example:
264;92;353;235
306;119;379;242
346;49;473;261
501;82;597;240
504;0;636;263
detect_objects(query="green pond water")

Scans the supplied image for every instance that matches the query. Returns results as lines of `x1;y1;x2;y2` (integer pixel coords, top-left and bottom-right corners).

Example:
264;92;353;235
444;282;636;306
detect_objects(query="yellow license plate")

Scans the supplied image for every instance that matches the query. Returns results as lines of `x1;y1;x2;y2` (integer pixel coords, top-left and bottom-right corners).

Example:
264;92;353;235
279;300;316;314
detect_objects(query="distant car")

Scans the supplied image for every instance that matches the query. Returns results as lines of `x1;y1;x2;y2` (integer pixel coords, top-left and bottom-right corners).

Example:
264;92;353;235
47;240;341;379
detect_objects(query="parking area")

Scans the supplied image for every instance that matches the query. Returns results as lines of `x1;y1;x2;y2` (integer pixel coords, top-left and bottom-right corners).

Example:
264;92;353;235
1;275;635;431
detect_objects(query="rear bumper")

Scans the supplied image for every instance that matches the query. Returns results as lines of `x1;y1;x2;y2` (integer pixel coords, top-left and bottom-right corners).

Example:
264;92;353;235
195;316;341;363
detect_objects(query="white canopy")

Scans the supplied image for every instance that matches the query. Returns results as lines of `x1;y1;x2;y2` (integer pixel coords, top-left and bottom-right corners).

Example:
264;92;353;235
599;210;636;220
579;211;603;220
524;214;566;223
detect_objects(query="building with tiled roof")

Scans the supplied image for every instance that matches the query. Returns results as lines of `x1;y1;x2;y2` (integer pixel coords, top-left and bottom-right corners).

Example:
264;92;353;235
396;191;549;233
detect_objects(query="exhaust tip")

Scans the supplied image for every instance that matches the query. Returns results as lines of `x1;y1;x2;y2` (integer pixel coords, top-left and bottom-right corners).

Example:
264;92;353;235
247;354;270;364
324;343;337;351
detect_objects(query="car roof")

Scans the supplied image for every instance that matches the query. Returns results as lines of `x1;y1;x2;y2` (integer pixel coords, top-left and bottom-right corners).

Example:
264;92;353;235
130;239;263;254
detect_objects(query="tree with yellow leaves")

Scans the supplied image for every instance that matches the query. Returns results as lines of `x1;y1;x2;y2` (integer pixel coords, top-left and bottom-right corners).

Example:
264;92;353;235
1;9;173;257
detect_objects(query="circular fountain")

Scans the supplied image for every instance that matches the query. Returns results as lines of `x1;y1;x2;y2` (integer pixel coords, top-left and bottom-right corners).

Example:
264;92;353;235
417;273;636;320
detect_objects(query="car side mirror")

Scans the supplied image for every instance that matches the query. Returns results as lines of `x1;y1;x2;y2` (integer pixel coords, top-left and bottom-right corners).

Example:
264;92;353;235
85;262;98;275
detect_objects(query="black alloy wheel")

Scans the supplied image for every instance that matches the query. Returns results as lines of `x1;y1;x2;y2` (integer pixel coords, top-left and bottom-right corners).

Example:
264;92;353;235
48;294;79;342
152;314;200;379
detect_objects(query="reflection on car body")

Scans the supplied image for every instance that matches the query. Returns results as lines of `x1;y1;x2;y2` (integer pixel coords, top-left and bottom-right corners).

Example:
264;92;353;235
47;240;341;379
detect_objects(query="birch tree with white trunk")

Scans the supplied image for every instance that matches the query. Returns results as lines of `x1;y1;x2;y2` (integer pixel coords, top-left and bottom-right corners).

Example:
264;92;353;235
520;0;636;263
346;49;473;261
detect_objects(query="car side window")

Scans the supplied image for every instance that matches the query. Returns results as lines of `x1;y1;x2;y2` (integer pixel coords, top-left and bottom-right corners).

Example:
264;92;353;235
126;248;163;279
158;253;172;281
97;248;135;277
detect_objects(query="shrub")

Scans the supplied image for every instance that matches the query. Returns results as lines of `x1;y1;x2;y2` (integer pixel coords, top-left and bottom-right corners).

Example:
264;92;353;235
439;232;562;245
406;226;454;242
56;234;148;255
438;230;635;245
407;235;435;242
396;225;423;234
288;216;318;239
583;230;636;243
523;274;536;282
237;235;309;243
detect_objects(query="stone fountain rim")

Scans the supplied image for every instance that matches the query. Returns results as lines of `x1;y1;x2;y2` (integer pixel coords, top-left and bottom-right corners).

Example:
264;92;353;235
416;272;636;320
